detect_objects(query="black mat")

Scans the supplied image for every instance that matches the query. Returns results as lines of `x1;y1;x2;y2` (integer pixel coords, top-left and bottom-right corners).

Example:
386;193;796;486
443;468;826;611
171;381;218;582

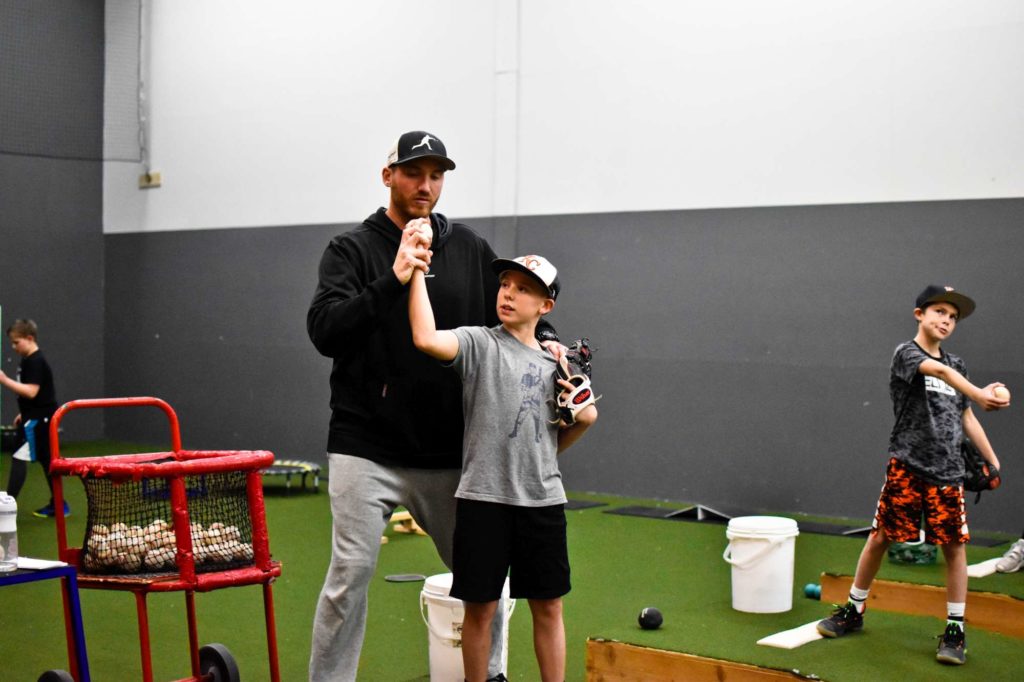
797;521;871;537
604;505;691;520
565;499;608;511
602;506;1013;547
604;504;736;524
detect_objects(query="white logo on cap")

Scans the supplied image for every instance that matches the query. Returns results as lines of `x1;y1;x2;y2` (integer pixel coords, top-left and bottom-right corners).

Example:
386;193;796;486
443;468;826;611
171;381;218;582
944;286;954;292
411;135;436;151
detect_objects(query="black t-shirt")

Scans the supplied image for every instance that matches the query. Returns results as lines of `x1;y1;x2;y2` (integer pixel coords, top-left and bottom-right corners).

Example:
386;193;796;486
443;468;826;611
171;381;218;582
888;340;968;484
17;350;58;420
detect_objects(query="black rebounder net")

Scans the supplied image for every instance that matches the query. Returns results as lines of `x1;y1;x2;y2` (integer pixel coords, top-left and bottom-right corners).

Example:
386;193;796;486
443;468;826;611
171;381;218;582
80;471;255;576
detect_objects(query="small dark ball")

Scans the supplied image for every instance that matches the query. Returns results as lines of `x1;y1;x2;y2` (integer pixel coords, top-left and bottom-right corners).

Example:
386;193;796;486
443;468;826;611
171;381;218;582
638;606;663;630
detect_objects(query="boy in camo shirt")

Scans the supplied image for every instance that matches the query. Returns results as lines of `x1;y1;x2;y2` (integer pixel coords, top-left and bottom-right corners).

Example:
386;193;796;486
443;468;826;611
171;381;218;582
816;285;1008;666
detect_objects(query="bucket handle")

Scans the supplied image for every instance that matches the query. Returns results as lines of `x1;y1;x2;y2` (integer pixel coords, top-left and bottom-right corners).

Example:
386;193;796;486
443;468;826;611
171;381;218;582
420;593;463;644
419;593;517;643
722;536;787;570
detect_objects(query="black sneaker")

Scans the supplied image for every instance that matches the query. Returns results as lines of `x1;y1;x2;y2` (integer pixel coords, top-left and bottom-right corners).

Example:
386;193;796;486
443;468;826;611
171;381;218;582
816;602;864;637
486;676;508;682
936;622;966;665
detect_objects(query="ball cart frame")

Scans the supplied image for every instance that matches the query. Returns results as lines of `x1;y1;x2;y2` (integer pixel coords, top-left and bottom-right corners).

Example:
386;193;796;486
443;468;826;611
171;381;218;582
47;397;282;682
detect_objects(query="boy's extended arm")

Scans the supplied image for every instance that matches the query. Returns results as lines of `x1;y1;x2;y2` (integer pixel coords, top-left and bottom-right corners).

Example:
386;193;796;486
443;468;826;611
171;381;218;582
962;407;1001;471
408;268;459;361
917;359;1008;411
0;370;39;399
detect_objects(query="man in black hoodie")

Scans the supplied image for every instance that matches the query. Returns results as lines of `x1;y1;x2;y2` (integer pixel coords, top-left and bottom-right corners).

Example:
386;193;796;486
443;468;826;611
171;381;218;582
308;131;553;681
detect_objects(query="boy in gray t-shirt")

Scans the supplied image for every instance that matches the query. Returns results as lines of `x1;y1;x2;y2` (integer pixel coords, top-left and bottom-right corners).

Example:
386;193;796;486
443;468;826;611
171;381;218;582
816;285;1008;667
409;234;597;682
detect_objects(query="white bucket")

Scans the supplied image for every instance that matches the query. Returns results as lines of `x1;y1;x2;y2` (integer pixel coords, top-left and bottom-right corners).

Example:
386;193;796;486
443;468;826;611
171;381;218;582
722;516;799;613
419;572;515;682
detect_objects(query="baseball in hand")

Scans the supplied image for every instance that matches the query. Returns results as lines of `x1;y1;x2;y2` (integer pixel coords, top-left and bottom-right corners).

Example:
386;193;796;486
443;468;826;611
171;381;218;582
417;221;432;245
993;386;1011;401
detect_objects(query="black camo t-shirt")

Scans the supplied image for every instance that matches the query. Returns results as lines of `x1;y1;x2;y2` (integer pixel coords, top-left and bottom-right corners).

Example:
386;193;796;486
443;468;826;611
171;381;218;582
17;350;58;420
888;340;969;484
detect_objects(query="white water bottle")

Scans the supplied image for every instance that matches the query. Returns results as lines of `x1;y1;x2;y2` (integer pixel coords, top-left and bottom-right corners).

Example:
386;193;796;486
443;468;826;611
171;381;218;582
0;491;17;572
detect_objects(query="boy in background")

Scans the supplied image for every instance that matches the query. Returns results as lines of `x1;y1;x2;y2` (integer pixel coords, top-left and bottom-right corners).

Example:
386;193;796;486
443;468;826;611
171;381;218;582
817;285;1007;665
0;319;66;517
409;231;597;682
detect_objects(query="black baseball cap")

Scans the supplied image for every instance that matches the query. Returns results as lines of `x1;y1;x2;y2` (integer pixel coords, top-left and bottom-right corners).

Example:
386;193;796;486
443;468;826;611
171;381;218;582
492;255;561;301
387;131;456;171
915;284;976;319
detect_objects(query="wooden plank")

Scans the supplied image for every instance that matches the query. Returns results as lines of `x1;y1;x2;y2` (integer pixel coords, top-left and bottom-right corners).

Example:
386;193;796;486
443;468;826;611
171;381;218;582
390;510;427;535
820;573;1024;639
585;639;811;681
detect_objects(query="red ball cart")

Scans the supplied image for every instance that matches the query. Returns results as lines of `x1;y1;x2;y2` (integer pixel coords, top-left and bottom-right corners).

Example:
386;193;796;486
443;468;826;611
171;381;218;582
47;397;282;682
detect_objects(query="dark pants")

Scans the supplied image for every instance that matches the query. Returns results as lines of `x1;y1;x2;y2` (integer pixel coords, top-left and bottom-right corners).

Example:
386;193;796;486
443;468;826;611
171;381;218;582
6;418;54;502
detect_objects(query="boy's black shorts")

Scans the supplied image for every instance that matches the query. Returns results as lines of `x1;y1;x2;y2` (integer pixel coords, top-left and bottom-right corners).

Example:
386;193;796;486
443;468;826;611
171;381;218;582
449;498;570;603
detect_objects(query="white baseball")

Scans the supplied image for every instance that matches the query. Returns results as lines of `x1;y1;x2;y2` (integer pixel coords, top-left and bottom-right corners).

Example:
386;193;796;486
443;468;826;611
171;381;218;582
144;548;173;570
120;552;143;572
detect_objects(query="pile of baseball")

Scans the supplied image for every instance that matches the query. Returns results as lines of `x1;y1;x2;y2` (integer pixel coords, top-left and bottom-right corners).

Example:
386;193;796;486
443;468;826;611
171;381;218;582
82;519;253;573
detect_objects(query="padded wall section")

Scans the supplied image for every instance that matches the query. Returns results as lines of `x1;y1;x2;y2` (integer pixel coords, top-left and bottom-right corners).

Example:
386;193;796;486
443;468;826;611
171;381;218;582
523;200;1023;535
0;0;104;159
103;218;501;456
0;1;105;438
103;201;1024;533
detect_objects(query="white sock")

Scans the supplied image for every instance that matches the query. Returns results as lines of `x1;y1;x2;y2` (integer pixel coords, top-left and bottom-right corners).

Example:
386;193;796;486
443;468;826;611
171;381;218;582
849;586;869;613
947;602;965;629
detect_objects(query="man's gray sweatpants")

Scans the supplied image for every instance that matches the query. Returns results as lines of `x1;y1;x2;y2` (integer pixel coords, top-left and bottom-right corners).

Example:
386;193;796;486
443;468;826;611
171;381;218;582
309;453;507;681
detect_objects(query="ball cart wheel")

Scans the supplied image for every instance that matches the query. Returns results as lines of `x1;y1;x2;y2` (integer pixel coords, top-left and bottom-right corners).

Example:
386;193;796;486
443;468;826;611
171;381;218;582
199;643;241;682
37;671;75;682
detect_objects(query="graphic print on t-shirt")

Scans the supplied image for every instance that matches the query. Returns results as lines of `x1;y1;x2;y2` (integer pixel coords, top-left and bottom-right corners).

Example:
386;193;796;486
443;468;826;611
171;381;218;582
509;362;545;443
924;375;956;397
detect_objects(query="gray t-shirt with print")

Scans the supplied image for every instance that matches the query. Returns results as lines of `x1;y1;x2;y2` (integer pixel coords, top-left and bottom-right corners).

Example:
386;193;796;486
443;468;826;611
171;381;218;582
888;340;969;484
450;325;565;507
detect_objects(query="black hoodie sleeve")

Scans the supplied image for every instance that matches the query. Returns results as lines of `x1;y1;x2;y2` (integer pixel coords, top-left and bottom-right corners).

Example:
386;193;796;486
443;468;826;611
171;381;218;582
307;234;404;358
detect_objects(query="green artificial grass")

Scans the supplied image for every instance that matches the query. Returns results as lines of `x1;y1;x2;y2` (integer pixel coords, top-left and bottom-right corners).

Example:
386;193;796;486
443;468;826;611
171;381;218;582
2;442;1022;680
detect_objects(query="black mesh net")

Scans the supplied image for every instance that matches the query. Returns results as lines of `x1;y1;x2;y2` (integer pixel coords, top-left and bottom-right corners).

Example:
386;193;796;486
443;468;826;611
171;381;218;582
79;471;254;576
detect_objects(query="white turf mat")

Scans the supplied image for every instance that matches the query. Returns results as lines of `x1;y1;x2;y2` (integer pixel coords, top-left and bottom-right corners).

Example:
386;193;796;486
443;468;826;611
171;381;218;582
967;557;1001;578
757;621;824;649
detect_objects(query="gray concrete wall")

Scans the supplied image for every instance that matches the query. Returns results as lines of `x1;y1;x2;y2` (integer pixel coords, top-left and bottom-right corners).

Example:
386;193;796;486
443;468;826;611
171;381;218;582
103;200;1024;534
0;0;105;439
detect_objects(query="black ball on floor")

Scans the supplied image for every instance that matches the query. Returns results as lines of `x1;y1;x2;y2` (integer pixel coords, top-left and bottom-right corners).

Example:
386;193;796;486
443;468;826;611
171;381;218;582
638;606;663;630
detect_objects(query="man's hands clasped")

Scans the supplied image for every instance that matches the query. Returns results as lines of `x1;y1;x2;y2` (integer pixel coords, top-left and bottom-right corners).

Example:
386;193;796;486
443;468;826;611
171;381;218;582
392;218;434;284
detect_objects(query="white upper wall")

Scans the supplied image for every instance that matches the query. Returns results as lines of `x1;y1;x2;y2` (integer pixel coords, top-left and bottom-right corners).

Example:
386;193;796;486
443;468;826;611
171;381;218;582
104;0;1024;233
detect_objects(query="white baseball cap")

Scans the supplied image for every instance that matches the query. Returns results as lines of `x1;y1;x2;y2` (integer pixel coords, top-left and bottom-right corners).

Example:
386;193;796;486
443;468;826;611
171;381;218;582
492;255;561;300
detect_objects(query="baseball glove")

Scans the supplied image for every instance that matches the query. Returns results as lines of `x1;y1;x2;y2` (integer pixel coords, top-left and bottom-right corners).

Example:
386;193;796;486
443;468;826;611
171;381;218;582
552;338;599;426
962;438;1001;504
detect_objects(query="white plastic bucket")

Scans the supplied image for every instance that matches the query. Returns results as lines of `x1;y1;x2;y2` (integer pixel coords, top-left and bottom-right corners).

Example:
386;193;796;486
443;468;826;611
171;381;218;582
722;516;799;613
419;572;515;681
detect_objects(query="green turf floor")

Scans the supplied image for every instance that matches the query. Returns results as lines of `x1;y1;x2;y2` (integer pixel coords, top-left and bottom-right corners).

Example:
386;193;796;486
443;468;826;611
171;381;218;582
2;442;1022;680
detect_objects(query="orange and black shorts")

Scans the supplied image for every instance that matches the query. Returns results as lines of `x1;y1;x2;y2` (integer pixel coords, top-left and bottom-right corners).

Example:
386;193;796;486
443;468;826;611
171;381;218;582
871;457;969;545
